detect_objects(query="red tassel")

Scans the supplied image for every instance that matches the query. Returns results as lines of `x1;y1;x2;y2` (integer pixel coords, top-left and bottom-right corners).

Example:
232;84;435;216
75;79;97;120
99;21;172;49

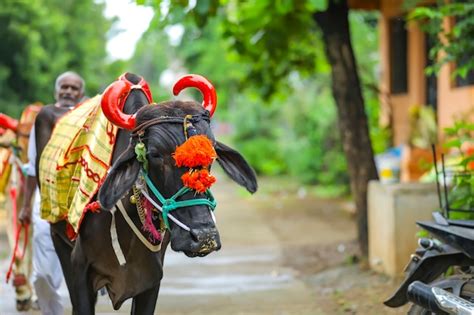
66;223;77;241
12;273;27;287
181;169;216;193
84;201;101;213
173;135;216;168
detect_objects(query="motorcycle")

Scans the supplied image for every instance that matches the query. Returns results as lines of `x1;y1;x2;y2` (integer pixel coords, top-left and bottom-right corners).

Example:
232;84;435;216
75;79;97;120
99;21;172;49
385;149;474;314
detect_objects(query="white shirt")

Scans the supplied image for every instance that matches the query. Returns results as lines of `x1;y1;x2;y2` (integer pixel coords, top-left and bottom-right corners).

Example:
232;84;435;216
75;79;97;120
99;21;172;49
24;126;37;177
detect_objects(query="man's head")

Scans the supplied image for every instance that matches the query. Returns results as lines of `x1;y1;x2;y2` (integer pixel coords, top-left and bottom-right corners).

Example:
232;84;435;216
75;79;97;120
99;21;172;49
54;71;85;108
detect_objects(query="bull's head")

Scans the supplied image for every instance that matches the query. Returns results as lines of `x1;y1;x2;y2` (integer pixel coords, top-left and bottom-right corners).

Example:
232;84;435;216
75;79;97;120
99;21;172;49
98;73;257;257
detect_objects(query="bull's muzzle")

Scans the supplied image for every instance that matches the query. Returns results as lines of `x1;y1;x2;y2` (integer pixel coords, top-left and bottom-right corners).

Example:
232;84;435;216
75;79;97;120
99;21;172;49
186;227;221;257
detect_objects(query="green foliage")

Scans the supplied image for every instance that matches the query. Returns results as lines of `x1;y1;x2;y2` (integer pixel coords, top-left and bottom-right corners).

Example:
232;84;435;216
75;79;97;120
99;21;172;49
172;17;250;119
408;1;474;80
220;0;324;98
442;117;474;219
163;7;353;184
349;11;390;154
282;77;348;185
229;93;287;176
0;0;112;117
125;17;175;101
141;0;328;99
408;105;438;149
137;1;381;192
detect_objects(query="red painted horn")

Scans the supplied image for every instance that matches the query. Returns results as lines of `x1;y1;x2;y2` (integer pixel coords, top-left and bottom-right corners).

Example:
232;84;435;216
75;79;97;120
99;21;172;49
173;74;217;117
101;73;153;130
0;113;18;132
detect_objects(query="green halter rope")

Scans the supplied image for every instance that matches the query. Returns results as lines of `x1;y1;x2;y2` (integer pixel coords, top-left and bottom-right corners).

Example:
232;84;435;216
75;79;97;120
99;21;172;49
134;135;217;229
142;171;217;229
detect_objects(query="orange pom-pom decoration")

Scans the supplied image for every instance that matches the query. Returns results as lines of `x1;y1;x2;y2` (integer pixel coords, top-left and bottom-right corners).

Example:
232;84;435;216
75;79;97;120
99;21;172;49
173;135;216;168
181;169;216;193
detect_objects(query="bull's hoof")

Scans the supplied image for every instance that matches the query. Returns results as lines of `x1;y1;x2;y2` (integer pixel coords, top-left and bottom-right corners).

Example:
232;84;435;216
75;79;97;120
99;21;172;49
31;297;40;311
16;298;31;312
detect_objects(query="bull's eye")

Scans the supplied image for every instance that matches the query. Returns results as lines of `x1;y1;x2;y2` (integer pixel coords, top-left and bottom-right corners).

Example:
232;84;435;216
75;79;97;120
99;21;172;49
148;150;163;159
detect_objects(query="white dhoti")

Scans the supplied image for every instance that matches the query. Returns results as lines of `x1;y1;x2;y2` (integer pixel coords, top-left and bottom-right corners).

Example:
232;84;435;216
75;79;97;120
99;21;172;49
31;188;64;315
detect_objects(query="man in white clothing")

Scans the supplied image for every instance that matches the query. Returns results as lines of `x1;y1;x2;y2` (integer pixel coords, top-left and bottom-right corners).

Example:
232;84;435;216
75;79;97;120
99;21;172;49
19;71;85;315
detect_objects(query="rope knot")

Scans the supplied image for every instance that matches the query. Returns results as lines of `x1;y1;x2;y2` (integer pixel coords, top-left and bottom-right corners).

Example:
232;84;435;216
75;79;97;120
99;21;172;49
163;199;177;210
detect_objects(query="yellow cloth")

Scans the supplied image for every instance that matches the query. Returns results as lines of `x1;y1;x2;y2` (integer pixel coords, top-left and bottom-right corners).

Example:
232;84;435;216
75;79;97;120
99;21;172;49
39;95;118;231
0;147;12;196
0;104;41;195
17;104;42;163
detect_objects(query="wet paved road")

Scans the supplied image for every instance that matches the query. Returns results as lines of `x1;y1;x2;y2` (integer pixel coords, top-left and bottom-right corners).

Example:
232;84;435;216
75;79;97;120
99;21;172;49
0;172;358;314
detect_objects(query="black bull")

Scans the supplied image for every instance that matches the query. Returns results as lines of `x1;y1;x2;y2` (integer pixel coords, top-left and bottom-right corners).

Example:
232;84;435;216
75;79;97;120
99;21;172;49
41;73;258;314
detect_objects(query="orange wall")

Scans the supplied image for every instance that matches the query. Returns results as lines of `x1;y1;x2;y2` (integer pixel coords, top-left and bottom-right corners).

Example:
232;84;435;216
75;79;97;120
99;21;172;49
437;18;474;137
380;1;425;145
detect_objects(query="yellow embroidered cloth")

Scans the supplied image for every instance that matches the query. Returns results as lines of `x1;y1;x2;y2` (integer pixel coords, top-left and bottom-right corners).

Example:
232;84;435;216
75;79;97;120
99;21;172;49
0;105;41;195
0;146;12;196
39;95;118;231
17;104;42;163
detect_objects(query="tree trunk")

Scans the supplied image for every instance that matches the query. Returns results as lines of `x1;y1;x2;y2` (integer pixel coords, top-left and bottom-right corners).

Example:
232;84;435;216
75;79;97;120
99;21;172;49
314;0;378;256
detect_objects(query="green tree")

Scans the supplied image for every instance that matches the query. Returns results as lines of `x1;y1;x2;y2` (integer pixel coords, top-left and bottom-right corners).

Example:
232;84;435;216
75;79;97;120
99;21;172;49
0;0;112;116
408;1;474;80
125;17;175;101
140;0;379;255
52;0;113;94
405;1;474;218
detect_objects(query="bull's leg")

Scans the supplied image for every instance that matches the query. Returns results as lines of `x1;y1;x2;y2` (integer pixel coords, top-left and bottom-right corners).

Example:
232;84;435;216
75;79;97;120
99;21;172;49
70;238;97;315
131;235;170;315
49;221;77;311
130;248;168;315
50;221;96;315
131;285;160;315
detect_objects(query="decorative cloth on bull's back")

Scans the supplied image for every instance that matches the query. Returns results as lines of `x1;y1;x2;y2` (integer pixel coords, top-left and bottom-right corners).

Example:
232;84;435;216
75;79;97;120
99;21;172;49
0;105;41;197
17;104;42;163
39;95;118;232
0;131;15;195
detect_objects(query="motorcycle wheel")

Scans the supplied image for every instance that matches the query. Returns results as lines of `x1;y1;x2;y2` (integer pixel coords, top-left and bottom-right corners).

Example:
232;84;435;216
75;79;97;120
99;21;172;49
407;277;474;315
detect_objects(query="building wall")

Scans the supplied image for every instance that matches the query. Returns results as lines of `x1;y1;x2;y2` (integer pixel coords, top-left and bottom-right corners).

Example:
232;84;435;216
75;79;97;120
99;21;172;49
380;0;424;145
437;18;474;135
379;0;474;146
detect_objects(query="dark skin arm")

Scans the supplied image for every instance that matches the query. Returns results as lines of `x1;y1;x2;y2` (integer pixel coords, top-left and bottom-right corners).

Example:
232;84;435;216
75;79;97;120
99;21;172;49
18;105;68;225
18;175;37;225
33;106;60;184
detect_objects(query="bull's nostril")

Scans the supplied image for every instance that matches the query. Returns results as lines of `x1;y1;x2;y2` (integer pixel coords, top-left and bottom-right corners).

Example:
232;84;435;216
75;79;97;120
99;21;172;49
190;229;200;242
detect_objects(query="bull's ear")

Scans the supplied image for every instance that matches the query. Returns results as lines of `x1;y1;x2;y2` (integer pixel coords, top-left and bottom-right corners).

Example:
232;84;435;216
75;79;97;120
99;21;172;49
215;141;258;193
99;146;140;210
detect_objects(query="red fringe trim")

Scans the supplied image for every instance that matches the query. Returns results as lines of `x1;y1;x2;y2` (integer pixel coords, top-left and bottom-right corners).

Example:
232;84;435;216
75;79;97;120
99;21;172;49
66;223;77;240
84;201;101;213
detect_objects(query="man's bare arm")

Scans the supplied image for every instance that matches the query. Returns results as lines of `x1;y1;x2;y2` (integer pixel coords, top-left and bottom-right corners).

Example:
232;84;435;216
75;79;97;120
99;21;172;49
18;175;37;225
33;106;59;186
19;105;54;224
